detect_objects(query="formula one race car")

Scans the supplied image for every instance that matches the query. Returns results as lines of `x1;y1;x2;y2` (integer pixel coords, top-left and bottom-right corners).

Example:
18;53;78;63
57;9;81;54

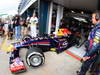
7;28;79;73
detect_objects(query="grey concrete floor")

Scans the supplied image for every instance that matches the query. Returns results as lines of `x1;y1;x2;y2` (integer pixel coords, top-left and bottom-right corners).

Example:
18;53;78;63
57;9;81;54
0;37;89;75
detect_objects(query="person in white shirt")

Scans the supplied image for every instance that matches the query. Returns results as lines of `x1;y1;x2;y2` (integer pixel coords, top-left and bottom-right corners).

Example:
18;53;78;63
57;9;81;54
29;13;38;37
4;20;9;37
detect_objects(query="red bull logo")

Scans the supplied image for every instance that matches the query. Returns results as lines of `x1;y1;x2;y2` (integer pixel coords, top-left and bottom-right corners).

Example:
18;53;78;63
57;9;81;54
57;28;71;36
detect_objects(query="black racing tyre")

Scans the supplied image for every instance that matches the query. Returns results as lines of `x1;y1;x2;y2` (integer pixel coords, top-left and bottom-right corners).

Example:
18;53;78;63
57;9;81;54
22;35;32;41
26;47;45;67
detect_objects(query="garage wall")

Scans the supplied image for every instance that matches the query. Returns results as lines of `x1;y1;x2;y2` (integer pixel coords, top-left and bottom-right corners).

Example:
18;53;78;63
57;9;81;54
49;0;98;11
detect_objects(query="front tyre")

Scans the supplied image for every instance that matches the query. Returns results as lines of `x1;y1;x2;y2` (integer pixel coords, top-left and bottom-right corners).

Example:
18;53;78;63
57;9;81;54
26;47;45;67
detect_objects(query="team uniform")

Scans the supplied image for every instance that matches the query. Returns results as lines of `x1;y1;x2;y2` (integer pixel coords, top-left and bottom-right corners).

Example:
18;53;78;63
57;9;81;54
78;23;100;75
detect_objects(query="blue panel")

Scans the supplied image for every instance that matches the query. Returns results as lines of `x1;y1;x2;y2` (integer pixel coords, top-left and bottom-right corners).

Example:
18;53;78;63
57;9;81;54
22;8;34;19
38;0;49;36
27;8;34;17
21;11;27;19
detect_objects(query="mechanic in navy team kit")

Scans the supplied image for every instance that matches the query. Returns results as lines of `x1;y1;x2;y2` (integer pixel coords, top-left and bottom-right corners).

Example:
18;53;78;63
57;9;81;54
78;11;100;75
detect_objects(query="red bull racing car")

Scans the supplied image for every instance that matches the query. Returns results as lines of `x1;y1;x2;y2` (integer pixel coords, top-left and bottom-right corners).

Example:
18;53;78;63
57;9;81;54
7;28;79;73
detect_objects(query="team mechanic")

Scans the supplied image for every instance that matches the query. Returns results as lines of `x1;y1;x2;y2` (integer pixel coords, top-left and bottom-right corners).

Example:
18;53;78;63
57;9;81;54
77;11;100;75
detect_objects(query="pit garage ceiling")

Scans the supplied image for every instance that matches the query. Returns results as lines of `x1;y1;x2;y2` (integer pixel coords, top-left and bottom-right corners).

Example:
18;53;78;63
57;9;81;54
48;0;98;11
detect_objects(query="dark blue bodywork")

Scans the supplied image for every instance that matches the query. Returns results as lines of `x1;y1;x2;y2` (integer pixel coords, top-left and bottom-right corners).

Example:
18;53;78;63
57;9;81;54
12;34;78;53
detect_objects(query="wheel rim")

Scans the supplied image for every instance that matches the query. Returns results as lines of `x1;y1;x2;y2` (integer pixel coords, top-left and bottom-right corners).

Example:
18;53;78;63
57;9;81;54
29;55;42;66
